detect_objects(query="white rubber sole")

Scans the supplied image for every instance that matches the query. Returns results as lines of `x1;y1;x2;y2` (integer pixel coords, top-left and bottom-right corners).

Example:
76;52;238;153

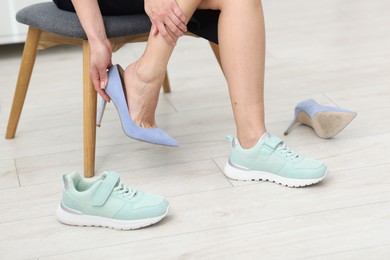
224;162;327;188
56;203;169;230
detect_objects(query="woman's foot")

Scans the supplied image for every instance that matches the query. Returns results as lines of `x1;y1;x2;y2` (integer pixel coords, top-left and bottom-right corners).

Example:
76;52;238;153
225;133;327;187
123;58;165;128
100;65;179;146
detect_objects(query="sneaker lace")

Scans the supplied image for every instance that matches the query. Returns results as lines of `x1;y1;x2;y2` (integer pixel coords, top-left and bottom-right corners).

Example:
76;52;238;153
277;143;300;160
113;181;137;199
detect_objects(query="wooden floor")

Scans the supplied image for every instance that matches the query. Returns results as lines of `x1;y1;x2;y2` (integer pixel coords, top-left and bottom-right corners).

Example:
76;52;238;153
1;0;390;259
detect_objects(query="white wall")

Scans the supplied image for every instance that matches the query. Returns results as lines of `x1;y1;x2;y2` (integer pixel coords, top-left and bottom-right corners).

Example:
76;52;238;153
0;0;43;44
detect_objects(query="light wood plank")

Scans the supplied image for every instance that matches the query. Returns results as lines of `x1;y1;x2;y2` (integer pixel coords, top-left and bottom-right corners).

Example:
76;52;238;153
24;203;390;260
0;159;19;190
1;164;389;258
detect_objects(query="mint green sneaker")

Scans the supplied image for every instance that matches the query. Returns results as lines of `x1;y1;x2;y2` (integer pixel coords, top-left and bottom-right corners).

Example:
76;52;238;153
224;133;327;187
56;171;169;230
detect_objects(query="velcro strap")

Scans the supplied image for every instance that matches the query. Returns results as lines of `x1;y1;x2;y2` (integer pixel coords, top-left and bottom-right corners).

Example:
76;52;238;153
92;171;120;206
263;136;283;152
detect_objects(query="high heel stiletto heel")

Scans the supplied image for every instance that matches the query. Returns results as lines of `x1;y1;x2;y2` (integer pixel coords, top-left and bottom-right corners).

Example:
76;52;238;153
284;99;357;139
96;98;106;127
96;64;179;147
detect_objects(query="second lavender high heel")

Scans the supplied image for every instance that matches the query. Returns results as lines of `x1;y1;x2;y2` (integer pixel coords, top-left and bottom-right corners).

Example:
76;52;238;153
284;99;357;139
97;65;179;147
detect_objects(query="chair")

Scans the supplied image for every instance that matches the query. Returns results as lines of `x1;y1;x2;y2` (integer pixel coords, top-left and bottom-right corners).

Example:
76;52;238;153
5;2;222;177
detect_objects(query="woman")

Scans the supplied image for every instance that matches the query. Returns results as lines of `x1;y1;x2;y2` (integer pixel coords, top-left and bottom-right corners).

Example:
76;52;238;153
54;0;328;230
53;0;327;186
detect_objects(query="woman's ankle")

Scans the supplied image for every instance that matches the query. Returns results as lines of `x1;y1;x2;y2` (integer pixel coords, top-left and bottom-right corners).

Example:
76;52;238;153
237;129;267;149
134;55;166;86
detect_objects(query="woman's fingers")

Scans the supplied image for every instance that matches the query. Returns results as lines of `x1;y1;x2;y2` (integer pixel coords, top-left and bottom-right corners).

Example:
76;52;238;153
172;4;186;24
156;22;176;45
151;24;158;36
91;66;110;102
145;0;187;44
168;14;187;35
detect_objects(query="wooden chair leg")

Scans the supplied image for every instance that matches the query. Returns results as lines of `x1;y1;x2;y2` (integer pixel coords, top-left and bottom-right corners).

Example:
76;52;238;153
5;27;41;139
82;40;97;178
209;41;224;75
162;71;171;93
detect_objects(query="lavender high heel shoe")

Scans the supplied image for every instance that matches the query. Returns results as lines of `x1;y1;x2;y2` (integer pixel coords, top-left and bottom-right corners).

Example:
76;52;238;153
97;65;178;147
284;99;357;138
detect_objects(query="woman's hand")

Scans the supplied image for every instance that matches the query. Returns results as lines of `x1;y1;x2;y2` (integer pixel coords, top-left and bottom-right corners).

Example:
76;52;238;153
70;0;113;100
144;0;187;45
89;39;113;102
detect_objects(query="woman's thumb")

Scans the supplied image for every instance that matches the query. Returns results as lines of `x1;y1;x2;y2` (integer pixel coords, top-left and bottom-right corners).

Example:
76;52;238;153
151;24;158;36
99;69;108;89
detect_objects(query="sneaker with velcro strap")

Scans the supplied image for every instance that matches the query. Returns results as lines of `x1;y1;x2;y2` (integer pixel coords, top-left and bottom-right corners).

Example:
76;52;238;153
224;133;328;187
56;171;169;230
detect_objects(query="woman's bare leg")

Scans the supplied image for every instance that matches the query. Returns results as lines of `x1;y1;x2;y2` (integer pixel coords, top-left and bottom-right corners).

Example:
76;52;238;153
126;0;267;149
124;0;327;186
124;0;202;128
199;0;267;148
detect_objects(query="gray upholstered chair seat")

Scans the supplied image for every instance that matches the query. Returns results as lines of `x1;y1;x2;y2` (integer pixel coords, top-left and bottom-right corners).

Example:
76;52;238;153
16;2;220;43
16;2;152;39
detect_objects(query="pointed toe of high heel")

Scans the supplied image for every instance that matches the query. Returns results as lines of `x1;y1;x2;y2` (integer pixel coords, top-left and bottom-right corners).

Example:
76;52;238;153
123;121;179;147
131;127;179;147
284;99;357;139
96;64;179;147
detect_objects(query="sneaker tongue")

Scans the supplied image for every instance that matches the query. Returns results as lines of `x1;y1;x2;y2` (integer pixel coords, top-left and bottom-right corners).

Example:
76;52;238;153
231;132;271;149
255;132;272;146
260;132;271;142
